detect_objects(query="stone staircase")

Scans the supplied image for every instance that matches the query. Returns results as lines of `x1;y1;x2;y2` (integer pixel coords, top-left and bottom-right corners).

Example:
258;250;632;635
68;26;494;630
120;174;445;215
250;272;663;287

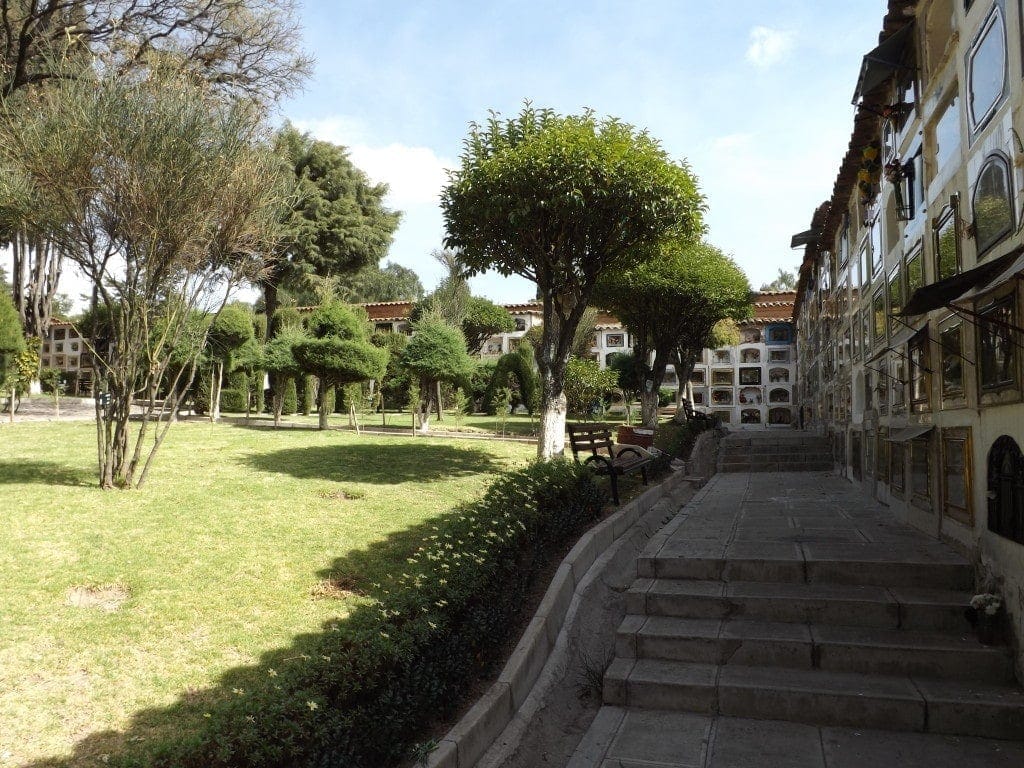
718;432;833;473
601;474;1024;743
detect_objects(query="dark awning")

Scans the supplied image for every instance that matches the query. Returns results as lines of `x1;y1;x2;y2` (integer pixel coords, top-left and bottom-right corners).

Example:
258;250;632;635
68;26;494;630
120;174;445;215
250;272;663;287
790;229;822;249
888;320;926;350
898;247;1024;317
852;23;916;105
885;424;933;442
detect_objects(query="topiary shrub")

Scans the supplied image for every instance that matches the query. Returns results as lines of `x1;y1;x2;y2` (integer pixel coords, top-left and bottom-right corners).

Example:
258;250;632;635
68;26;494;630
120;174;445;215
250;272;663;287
281;378;297;415
220;388;247;413
139;460;605;768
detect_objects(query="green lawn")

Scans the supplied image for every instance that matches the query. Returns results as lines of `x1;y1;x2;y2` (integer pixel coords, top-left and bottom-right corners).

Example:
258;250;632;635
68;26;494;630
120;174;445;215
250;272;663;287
0;420;534;766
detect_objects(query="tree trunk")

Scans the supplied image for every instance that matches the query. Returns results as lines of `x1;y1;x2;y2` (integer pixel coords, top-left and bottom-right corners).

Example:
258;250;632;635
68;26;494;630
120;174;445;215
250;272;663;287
537;386;567;458
640;356;671;428
419;377;433;433
318;385;329;430
435;380;443;421
10;232;61;340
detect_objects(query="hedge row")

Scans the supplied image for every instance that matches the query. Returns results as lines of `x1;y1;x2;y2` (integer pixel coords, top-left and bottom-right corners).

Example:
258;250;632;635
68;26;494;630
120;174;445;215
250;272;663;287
135;459;605;768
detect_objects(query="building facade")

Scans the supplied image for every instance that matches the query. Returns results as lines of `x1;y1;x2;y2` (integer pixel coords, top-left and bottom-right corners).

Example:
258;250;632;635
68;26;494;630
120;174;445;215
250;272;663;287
793;0;1024;669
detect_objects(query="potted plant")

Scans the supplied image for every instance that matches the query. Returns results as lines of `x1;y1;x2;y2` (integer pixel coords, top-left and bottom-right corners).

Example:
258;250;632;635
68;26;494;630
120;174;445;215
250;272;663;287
966;593;1004;645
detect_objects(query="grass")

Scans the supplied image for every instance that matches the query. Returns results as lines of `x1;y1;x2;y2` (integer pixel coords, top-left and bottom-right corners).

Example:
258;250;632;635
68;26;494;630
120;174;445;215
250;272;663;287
0;419;534;766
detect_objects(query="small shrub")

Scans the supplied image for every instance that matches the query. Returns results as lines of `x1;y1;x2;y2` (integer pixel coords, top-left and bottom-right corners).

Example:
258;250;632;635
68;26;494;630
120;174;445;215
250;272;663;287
658;388;675;408
219;388;248;413
281;378;297;415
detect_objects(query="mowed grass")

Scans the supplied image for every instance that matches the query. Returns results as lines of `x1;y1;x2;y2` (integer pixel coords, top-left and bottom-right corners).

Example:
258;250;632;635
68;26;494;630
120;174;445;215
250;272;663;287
0;419;534;766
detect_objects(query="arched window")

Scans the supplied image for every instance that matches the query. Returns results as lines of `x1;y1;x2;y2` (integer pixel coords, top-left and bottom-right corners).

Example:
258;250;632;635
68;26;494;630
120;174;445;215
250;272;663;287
972;153;1013;255
988;436;1024;543
967;3;1007;130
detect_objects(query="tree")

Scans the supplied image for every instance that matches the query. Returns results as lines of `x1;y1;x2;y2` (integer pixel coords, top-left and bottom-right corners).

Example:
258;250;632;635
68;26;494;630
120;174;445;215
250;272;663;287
292;302;387;430
335;261;424;303
0;290;25;413
564;357;618;419
206;303;255;421
0;66;286;488
462;295;515;355
0;1;311;101
0;1;310;342
263;326;309;427
594;240;751;426
401;315;474;433
442;105;705;458
760;268;797;291
608;351;645;422
264;125;401;336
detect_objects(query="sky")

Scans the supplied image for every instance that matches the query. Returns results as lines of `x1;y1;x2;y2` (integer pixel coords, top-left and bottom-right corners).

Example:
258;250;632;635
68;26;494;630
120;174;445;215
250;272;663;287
281;0;890;303
7;0;890;309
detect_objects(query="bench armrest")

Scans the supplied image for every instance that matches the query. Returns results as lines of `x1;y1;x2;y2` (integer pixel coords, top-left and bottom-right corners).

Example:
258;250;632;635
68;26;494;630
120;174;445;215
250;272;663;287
583;454;614;473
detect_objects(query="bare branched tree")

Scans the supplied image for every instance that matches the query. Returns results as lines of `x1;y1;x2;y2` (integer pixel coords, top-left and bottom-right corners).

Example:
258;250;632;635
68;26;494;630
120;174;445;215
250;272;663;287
0;0;311;340
0;65;287;488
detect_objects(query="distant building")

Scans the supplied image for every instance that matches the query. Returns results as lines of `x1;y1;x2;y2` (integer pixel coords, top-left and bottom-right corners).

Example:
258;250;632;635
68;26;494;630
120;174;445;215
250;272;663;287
38;321;94;395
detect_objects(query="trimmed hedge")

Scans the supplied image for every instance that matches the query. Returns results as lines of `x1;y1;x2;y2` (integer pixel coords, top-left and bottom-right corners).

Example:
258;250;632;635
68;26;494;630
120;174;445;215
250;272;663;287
137;459;605;768
281;378;297;415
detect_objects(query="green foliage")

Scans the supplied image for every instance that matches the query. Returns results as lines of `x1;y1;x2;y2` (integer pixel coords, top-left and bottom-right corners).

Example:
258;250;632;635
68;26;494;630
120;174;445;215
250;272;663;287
305;301;370;341
483;348;538;414
336;261;425;303
441;104;705;455
708;318;741;349
209;303;254;358
263;327;308;378
564;357;618;418
468;361;497;411
451;389;469;425
608;352;644;400
293;338;388;389
0;290;24;382
461;295;515;354
142;459;602;767
759;268;797;292
372;330;412;410
274;306;304;331
268;125;401;309
38;367;63;394
401;317;475;385
658;388;675;408
281;378;298;415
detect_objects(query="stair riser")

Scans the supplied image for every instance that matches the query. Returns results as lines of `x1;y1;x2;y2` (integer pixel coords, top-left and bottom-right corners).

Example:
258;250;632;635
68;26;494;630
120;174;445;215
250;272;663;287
619;631;1012;683
641;558;973;590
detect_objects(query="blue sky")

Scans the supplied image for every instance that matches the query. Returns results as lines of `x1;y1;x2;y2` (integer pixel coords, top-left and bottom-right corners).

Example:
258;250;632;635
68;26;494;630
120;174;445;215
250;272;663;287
283;0;890;302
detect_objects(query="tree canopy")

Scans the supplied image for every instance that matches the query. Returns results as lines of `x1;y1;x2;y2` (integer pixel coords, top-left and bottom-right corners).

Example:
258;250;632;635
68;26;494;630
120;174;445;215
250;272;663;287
0;66;286;488
264;125;401;333
442;105;705;457
401;315;474;432
760;268;797;292
335;261;425;303
0;289;24;385
461;296;515;355
594;240;751;426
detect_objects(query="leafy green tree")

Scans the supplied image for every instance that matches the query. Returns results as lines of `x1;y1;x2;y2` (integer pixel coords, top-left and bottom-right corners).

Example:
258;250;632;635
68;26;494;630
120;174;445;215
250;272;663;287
263;326;309;427
336;261;425;303
264;125;401;335
0;66;286;488
371;330;411;412
564;357;618;419
594;240;751;426
206;303;255;421
608;351;645;423
293;302;386;430
0;291;25;414
401;315;475;432
483;345;538;415
442;105;705;457
462;295;515;355
760;268;797;292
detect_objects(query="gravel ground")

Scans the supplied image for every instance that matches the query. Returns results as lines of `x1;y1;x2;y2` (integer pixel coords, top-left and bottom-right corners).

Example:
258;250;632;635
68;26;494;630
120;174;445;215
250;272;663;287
2;396;98;422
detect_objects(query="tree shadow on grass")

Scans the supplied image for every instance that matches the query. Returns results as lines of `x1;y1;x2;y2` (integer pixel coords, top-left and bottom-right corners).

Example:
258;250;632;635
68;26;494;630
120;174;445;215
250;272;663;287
21;505;498;768
0;459;94;486
245;442;506;484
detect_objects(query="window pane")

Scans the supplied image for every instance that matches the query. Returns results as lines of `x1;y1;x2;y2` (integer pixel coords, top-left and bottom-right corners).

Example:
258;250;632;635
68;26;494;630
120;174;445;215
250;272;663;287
911;438;931;500
906;251;924;297
873;290;886;340
934;94;961;171
974;156;1013;253
887;269;902;333
940;323;964;395
944;438;967;509
910;332;930;408
934;209;960;280
979;297;1016;389
968;8;1007;127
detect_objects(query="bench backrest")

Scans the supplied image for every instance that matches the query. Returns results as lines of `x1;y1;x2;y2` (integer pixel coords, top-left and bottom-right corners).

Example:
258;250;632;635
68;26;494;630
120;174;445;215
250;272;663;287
566;422;615;460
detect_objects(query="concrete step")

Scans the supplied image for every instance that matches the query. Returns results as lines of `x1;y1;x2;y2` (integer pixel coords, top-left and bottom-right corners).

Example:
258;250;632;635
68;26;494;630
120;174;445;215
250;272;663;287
615;616;1013;682
603;659;1024;739
628;580;974;631
638;547;973;589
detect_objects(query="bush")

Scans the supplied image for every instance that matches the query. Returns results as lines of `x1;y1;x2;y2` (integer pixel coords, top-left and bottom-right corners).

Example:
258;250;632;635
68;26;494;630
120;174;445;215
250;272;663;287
220;388;248;413
658;388;675;408
141;460;605;768
281;378;297;415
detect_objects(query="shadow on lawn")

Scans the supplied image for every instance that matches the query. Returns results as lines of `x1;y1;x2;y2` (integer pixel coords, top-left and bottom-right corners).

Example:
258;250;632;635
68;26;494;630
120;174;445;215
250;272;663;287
0;459;94;486
23;506;486;768
246;442;506;484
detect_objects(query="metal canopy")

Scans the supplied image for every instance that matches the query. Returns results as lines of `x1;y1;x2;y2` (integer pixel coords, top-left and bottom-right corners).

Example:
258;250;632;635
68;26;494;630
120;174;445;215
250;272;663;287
852;23;916;105
790;229;822;249
885;424;934;442
898;247;1024;317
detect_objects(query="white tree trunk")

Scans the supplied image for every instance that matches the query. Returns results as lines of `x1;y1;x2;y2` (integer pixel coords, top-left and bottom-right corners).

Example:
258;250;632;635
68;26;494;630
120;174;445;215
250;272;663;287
537;390;567;458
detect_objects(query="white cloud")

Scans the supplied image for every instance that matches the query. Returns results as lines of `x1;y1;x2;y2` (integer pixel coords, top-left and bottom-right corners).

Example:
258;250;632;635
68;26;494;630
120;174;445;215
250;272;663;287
291;117;453;208
745;26;795;68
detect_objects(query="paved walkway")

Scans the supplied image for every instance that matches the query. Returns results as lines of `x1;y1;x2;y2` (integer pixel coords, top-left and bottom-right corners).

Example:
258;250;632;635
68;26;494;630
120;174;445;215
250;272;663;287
567;471;1024;767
